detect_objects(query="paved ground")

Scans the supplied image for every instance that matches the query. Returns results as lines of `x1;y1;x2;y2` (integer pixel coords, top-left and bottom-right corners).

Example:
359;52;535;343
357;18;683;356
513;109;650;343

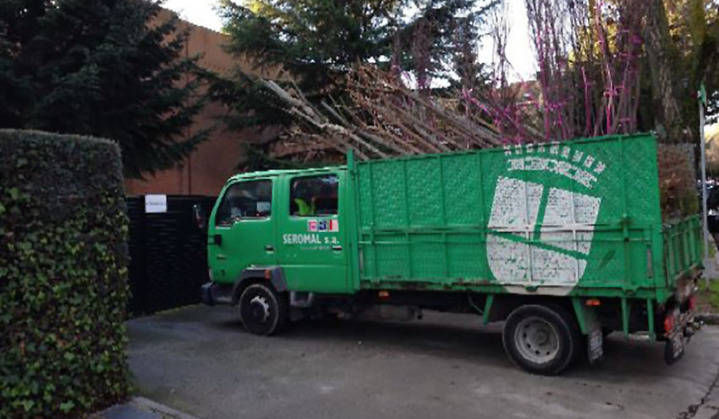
128;305;719;419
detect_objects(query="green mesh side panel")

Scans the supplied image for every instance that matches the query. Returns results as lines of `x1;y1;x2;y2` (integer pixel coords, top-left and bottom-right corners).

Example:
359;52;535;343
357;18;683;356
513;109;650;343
355;133;697;296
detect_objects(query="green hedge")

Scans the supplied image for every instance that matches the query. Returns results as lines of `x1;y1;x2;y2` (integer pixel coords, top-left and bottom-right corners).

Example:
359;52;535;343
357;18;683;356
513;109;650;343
0;130;130;417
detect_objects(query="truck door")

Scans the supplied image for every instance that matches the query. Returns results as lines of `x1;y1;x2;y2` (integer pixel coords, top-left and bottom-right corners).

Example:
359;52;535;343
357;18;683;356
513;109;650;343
209;178;276;284
276;171;349;293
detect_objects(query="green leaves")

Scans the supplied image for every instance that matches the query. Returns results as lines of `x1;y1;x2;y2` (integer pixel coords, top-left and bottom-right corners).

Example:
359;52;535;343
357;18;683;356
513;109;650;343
0;130;130;418
0;0;210;178
21;400;34;412
214;0;496;169
59;401;75;413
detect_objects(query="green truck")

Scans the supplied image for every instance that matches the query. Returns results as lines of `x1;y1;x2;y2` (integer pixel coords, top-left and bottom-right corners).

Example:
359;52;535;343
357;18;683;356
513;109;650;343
199;133;703;374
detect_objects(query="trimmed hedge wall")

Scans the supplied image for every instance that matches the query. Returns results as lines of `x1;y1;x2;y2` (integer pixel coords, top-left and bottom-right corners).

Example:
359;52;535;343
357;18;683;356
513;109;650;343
0;130;130;417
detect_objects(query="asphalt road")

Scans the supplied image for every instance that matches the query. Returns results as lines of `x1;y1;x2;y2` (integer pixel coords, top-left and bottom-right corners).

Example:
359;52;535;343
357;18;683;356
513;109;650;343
127;305;719;419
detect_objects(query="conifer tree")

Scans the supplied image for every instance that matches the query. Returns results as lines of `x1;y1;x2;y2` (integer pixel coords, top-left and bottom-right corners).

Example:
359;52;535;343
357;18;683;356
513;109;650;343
0;0;208;177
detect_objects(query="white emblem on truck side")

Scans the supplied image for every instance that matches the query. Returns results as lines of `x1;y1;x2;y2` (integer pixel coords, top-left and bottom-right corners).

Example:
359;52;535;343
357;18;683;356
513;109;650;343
487;146;605;290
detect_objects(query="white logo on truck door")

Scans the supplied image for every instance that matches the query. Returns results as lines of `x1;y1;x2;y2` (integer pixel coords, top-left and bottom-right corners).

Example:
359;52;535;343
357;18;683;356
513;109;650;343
486;145;605;290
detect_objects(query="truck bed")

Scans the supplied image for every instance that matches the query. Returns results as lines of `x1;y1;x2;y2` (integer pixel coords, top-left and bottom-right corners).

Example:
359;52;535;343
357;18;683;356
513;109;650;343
351;133;702;302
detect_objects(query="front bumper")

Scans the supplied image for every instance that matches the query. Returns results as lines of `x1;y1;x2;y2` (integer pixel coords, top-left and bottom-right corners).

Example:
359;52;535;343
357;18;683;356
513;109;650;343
201;282;217;306
201;282;234;306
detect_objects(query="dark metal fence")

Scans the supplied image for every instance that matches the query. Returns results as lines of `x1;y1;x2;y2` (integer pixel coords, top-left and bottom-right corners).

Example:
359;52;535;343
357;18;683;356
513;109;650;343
126;195;216;316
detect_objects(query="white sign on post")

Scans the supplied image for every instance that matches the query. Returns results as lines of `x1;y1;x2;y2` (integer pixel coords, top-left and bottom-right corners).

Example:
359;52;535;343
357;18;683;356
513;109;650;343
145;194;167;213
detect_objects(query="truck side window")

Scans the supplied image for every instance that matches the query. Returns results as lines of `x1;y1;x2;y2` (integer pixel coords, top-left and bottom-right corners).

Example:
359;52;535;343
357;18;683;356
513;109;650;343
215;180;272;226
290;175;338;216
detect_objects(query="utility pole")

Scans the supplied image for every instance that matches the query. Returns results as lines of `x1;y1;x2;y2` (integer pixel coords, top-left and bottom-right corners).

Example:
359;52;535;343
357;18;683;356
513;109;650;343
699;83;709;282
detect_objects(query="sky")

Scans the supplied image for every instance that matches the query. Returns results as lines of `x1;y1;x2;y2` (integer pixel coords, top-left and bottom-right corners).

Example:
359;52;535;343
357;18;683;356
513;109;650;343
163;0;536;81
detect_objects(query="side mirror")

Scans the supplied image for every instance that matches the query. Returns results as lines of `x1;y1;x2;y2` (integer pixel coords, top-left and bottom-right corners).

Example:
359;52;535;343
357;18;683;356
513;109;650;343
192;204;206;230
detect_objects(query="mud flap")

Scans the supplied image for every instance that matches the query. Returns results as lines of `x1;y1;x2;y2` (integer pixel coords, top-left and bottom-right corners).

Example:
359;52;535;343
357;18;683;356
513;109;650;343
573;300;604;365
587;324;604;365
664;332;685;365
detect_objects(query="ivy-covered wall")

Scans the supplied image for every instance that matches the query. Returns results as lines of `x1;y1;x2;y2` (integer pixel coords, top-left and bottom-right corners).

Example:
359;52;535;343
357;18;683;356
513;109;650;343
0;130;130;417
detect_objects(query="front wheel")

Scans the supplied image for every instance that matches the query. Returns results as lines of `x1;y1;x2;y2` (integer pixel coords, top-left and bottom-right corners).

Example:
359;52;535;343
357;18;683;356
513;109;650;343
502;304;580;375
239;283;288;336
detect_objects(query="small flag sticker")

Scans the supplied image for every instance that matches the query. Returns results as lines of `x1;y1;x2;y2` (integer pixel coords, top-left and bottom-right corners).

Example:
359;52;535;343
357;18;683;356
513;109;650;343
307;220;318;232
306;219;339;232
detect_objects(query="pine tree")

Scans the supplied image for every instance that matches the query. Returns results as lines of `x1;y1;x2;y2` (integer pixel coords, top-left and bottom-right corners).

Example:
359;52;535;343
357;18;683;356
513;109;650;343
220;0;400;91
0;0;208;178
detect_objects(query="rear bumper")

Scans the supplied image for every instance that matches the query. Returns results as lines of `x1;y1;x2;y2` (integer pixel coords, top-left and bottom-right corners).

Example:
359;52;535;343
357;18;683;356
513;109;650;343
662;278;702;364
671;308;701;337
666;265;702;334
664;308;702;364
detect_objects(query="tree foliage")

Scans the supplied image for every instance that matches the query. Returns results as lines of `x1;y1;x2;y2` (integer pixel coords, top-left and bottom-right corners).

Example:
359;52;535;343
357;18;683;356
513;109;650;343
0;0;209;178
220;0;493;88
215;0;497;167
0;130;130;418
221;0;398;90
664;0;719;128
465;0;719;145
216;0;719;169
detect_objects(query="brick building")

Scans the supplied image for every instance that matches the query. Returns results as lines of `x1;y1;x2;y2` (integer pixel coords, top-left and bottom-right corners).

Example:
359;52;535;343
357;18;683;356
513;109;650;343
124;9;282;196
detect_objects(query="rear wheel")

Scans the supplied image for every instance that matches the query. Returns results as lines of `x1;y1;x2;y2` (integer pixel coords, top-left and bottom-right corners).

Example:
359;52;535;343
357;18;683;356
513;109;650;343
502;304;580;375
239;283;288;336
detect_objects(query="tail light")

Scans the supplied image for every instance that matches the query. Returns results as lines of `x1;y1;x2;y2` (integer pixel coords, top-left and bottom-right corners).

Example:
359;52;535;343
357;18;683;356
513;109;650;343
688;295;697;311
585;298;601;306
664;313;675;333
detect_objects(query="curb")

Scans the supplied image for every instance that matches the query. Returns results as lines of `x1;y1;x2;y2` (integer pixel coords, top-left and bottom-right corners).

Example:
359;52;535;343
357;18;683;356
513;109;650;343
130;397;198;419
94;396;197;419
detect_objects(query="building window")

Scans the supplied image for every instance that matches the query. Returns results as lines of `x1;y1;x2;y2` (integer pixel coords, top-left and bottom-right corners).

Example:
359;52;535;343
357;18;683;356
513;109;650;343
290;175;338;216
215;180;272;226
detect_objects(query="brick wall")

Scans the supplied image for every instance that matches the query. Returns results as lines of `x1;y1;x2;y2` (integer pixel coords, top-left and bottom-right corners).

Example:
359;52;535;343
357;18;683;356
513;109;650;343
125;9;284;196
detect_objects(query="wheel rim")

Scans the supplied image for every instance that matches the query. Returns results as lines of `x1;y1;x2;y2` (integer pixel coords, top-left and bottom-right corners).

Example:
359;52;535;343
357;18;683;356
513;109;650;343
249;295;271;323
242;290;274;330
514;316;560;364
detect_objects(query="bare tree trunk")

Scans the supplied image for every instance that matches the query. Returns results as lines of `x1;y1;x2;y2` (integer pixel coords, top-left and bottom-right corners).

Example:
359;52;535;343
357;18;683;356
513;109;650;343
642;0;684;143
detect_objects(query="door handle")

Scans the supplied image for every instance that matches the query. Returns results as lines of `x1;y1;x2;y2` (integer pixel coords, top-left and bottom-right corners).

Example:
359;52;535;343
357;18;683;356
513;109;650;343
265;245;274;251
331;245;342;251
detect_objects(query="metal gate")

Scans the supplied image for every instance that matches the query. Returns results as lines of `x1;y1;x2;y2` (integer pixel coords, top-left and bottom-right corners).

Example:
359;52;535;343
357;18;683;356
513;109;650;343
126;195;216;316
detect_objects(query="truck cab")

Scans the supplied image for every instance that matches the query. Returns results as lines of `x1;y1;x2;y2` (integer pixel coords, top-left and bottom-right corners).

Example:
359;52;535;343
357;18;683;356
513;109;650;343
202;166;352;333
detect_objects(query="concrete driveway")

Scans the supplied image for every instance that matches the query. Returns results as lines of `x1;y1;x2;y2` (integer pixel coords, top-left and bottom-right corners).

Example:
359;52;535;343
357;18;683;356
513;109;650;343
128;305;719;419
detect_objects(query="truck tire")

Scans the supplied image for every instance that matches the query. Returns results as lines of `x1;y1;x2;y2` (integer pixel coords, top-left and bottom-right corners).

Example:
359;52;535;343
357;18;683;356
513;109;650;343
239;283;288;336
502;304;580;375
